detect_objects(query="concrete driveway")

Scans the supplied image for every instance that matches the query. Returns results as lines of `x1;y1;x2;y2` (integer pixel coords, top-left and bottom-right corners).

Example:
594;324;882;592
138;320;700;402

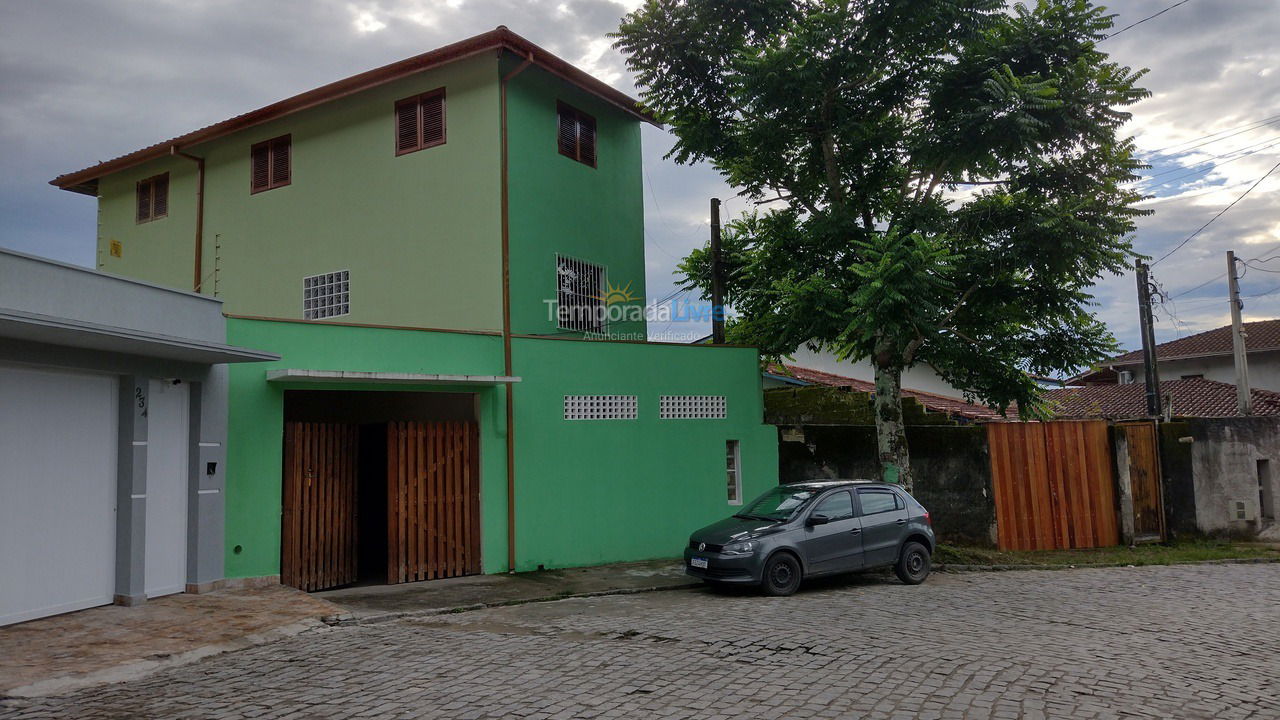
3;563;1277;719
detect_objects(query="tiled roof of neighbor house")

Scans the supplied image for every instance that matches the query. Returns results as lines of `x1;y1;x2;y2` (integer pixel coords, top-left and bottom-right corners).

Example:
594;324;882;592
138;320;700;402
1040;378;1280;419
51;26;658;195
766;364;1004;421
1088;319;1280;369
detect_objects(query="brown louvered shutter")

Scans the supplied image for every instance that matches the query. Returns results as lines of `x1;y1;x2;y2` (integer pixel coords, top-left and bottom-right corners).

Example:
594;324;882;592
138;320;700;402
136;180;152;222
421;92;444;147
395;99;419;154
558;105;578;159
152;174;168;217
251;143;270;191
271;136;291;186
578;115;596;167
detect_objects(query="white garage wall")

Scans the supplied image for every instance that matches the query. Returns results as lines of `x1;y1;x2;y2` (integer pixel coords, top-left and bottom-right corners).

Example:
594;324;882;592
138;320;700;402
0;365;118;626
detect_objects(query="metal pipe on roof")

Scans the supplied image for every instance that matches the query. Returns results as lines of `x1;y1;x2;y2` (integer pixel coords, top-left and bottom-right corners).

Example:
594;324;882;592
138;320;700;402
170;146;206;293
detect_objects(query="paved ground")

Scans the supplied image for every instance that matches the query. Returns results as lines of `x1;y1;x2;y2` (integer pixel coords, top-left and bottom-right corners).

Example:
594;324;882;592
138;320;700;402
3;563;1277;719
0;585;341;697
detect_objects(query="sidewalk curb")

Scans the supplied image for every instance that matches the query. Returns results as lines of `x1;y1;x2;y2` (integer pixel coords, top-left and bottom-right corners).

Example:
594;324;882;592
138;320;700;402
2;617;330;699
936;556;1280;573
351;581;703;625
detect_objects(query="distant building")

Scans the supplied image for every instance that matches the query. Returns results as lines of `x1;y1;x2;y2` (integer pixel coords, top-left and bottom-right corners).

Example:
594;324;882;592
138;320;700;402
1071;319;1280;391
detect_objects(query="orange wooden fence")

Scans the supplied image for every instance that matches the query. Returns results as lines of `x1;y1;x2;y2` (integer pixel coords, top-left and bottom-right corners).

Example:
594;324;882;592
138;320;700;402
386;421;481;583
986;420;1120;550
282;422;359;592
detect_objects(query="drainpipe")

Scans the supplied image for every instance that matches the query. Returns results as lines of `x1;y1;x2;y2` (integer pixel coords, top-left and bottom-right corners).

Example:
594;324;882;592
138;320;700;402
171;146;206;292
500;49;534;573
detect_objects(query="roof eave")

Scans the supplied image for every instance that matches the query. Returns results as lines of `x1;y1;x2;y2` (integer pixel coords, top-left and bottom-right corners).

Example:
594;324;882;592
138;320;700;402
50;27;658;191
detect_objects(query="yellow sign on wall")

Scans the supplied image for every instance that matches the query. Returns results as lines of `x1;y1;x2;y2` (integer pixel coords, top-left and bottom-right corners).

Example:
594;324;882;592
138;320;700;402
109;239;122;258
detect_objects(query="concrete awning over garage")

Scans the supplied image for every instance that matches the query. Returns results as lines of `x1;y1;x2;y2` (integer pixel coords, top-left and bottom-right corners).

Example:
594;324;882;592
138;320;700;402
265;369;521;385
0;308;279;365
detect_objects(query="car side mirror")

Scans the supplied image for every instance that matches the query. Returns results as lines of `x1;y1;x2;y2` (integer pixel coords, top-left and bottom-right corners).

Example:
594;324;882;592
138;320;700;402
806;513;830;527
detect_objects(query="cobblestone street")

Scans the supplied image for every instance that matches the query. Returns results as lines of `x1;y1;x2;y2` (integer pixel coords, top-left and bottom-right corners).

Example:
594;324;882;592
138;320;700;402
4;563;1278;719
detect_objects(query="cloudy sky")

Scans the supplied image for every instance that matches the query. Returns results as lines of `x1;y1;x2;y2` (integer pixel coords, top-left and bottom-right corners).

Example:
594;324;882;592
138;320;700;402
2;0;1278;351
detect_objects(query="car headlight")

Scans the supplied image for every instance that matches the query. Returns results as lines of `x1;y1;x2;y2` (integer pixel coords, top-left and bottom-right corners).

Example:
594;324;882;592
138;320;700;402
721;540;756;556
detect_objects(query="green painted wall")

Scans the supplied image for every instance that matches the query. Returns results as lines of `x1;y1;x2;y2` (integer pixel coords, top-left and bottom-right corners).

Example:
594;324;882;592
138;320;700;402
504;58;648;340
97;55;504;332
510;337;778;570
224;318;510;578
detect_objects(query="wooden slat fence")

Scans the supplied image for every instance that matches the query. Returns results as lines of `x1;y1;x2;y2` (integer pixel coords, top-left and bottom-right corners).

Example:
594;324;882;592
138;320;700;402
1118;421;1165;540
281;422;359;592
386;421;481;583
987;420;1120;550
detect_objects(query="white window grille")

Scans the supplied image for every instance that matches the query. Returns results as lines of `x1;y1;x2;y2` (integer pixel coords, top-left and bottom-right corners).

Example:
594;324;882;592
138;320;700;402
556;255;607;333
564;395;637;420
303;270;350;320
726;440;742;505
660;395;727;419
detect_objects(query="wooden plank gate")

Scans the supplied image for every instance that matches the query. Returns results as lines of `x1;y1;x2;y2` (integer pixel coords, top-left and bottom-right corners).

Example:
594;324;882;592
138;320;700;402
386;421;481;583
282;422;359;592
1118;421;1166;541
986;420;1120;550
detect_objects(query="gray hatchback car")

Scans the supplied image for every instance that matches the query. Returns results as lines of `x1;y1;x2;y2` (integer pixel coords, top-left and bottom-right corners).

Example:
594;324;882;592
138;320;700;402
684;480;935;596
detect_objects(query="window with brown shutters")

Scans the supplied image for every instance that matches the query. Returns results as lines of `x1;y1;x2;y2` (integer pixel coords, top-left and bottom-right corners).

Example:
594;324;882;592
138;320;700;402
135;173;169;223
394;88;446;156
557;102;596;167
250;135;291;193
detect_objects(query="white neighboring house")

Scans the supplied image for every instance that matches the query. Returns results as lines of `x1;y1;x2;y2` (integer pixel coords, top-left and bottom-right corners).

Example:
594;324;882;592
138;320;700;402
768;346;1066;396
1072;319;1280;391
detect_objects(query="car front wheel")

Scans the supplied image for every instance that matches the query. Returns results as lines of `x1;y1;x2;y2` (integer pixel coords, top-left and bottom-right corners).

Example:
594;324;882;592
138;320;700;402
760;552;802;596
894;541;931;585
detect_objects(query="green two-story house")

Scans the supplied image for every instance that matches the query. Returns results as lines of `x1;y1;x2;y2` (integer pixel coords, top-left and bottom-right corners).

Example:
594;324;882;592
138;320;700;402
52;27;777;591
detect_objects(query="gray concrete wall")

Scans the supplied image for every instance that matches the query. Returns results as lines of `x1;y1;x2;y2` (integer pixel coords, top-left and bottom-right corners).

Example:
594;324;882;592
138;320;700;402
777;425;996;546
1187;417;1280;535
0;247;225;342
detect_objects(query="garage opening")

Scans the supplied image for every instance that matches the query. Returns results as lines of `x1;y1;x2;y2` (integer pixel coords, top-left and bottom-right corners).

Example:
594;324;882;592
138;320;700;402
281;390;480;592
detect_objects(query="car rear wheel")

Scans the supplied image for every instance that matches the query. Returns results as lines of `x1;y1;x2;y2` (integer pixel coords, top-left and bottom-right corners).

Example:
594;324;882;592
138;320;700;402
895;541;931;585
760;553;802;596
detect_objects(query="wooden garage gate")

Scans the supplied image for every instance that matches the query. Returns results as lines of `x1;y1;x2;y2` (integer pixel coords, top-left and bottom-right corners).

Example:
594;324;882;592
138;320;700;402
1117;421;1166;542
282;423;359;592
282;420;480;592
386;421;481;583
986;420;1120;550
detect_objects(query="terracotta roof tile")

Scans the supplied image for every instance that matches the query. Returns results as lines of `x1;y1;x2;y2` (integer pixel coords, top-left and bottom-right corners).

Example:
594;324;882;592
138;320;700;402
766;364;1003;421
1040;378;1280;419
1102;319;1280;366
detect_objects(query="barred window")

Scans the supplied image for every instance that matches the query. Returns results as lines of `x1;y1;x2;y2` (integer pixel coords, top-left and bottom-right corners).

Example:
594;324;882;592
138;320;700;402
564;395;637;420
660;395;727;419
556;255;607;333
303;270;350;320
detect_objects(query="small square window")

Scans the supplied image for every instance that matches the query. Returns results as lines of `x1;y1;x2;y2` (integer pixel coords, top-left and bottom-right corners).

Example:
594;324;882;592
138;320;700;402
135;173;169;223
303;270;350;320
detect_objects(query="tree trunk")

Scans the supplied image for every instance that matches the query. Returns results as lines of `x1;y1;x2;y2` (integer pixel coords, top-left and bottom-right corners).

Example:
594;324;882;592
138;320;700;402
873;364;913;491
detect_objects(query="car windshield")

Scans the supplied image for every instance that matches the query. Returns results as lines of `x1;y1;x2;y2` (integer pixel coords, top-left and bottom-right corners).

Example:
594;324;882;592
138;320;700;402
736;486;819;522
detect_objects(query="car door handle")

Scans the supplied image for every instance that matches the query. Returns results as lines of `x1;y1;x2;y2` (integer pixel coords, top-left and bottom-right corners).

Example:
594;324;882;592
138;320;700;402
895;519;907;525
849;528;861;535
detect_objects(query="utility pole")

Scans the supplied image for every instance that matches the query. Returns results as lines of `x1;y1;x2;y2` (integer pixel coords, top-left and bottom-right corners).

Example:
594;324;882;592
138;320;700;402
709;197;726;344
1135;259;1163;418
1227;250;1253;415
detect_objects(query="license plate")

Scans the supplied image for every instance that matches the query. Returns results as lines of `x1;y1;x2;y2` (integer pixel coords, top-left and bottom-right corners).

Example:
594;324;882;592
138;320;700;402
690;557;708;569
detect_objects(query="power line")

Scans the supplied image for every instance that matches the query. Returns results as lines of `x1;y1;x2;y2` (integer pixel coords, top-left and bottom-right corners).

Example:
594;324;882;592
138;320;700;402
1142;114;1280;157
1151;158;1280;266
1136;139;1280;190
1101;0;1197;40
1137;135;1280;183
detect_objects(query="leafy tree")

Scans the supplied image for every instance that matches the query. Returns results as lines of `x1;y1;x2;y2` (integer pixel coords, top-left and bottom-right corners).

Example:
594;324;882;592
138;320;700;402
615;0;1149;489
